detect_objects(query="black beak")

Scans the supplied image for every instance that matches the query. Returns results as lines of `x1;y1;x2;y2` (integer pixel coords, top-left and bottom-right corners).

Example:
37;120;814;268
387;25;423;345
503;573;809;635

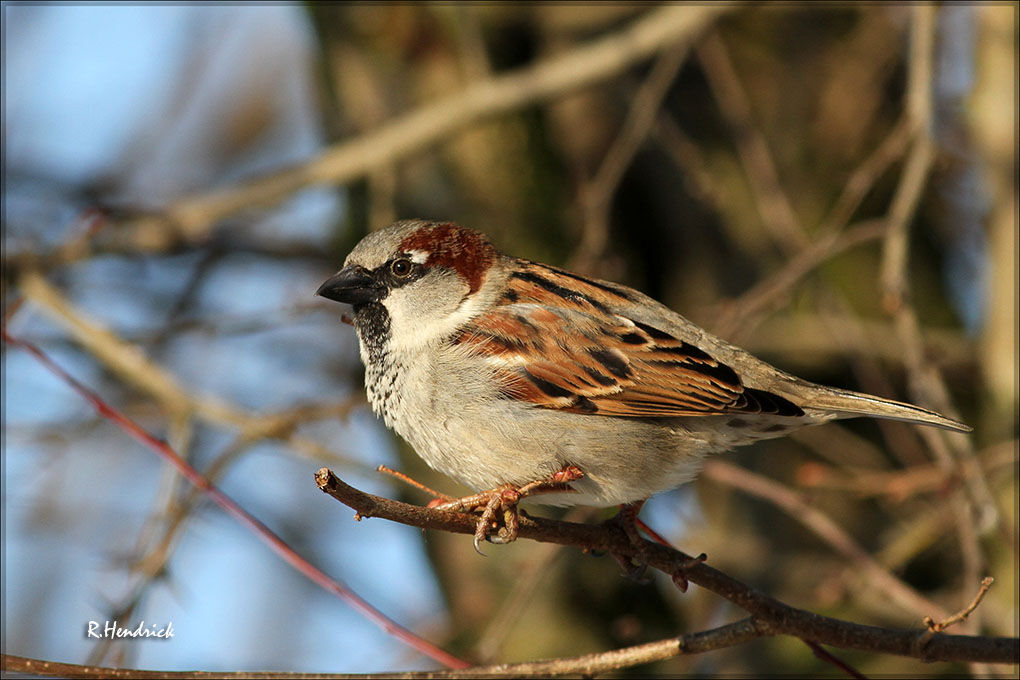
316;265;385;305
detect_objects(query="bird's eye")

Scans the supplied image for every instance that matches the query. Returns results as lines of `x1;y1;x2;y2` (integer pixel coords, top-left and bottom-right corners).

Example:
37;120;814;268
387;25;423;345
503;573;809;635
390;258;413;277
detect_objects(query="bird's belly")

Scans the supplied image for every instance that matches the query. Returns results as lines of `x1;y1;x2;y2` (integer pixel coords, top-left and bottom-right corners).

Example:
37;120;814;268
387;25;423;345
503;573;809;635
363;351;762;507
394;393;712;507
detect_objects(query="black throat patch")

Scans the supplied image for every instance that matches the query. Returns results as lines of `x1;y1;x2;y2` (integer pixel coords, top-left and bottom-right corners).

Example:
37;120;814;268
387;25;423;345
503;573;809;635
353;302;391;364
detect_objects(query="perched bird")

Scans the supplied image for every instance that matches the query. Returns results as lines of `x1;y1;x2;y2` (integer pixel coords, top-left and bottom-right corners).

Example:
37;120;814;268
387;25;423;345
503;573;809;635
317;220;969;549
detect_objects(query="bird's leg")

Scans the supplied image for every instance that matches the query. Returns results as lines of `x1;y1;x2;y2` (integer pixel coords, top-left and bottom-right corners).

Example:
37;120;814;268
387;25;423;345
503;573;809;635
605;501;708;590
377;464;453;502
429;464;585;554
615;500;646;543
606;500;653;581
634;514;673;547
517;463;586;494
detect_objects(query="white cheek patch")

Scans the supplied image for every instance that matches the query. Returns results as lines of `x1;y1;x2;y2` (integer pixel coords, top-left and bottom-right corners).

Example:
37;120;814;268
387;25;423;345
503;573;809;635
385;285;487;353
407;249;429;264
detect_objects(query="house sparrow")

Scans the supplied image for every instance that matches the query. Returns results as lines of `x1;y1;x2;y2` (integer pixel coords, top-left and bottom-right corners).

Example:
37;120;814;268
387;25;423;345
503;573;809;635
317;220;969;548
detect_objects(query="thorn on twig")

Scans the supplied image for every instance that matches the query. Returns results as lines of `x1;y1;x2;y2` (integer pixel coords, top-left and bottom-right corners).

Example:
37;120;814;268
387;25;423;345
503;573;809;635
671;553;707;592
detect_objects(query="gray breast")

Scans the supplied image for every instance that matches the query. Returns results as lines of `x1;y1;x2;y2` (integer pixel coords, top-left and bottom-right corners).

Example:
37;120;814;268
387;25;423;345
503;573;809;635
364;354;407;425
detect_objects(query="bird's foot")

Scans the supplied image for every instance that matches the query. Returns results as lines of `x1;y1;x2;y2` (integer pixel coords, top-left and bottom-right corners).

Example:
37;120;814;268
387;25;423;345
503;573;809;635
603;501;707;590
606;500;654;581
429;464;585;554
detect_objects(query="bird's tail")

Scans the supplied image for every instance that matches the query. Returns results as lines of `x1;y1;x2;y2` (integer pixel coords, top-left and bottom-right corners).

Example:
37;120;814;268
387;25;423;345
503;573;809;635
799;386;971;432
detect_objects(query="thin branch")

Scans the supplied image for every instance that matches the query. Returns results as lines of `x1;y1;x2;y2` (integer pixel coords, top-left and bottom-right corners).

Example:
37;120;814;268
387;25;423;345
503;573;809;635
471;506;602;663
924;577;996;634
684;61;907;340
802;640;867;680
316;470;1019;665
572;41;692;270
702;90;908;341
17;270;248;427
2;621;759;679
741;313;972;370
654;114;728;213
795;441;1016;505
818;114;912;236
16;271;365;469
707;104;912;340
3;656;348;680
696;30;809;254
700;460;951;621
713;218;887;339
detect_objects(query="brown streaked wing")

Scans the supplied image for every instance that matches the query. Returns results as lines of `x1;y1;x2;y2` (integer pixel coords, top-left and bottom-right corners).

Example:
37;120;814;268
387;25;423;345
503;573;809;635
455;273;803;418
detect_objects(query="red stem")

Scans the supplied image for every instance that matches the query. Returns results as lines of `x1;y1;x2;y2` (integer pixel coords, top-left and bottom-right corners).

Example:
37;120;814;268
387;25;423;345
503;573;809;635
2;324;469;670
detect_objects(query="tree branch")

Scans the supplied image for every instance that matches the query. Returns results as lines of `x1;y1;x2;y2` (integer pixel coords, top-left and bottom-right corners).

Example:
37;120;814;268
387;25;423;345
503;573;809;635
701;459;950;620
3;621;754;680
316;469;1019;666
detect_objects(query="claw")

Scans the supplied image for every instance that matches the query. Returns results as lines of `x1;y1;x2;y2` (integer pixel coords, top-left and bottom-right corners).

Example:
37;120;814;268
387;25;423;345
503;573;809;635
605;500;654;579
503;504;519;540
427;465;584;550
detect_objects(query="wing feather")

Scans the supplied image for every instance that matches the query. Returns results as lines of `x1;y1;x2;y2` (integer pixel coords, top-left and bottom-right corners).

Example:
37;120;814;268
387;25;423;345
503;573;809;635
454;263;804;419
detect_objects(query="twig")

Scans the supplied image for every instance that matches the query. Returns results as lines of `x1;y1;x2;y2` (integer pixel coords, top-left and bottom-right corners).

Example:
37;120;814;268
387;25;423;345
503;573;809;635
654;114;727;213
802;640;867;680
700;460;951;621
572;41;692;270
15;271;365;466
741;313;972;370
696;30;809;255
17;269;247;427
818;115;912;236
924;577;996;634
472;511;596;663
713;219;887;339
315;469;1019;665
915;577;999;674
2;621;759;679
708;104;912;340
692;56;908;341
795;441;1016;500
